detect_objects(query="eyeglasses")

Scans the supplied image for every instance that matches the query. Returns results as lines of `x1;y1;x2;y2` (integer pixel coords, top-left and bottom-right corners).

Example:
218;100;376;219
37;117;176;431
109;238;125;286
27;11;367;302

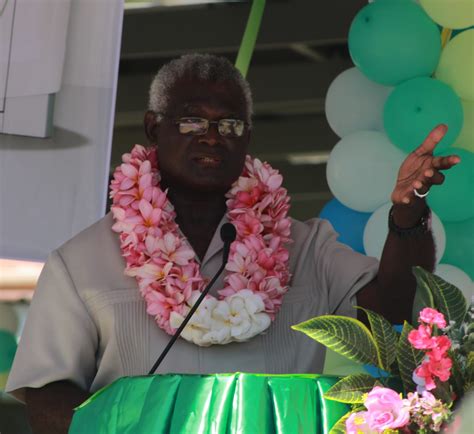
158;114;248;138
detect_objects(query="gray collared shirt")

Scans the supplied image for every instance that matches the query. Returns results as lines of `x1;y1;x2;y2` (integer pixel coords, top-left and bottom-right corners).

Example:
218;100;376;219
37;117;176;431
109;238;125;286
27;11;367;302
7;213;378;402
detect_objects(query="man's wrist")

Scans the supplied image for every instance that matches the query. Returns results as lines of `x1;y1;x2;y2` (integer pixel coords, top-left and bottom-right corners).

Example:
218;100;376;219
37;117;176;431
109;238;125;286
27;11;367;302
390;198;428;228
388;203;431;237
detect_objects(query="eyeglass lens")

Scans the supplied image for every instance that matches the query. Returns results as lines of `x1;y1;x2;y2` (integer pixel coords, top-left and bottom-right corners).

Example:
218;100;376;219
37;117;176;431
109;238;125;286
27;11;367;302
177;118;244;137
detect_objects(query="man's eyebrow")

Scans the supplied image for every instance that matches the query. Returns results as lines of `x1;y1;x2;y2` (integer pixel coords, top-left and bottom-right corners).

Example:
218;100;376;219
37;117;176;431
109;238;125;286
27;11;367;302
179;103;241;119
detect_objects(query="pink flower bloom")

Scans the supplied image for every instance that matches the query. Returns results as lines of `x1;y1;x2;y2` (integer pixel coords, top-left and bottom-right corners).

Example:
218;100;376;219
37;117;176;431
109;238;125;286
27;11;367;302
414;351;452;391
427;353;452;382
430;335;451;359
257;249;276;271
233;186;263;209
419;308;447;329
405;391;451;432
131;262;173;281
408;324;434;350
156;233;195;265
233;212;264;237
138;199;162;229
364;387;410;431
346;411;377;434
415;361;437;391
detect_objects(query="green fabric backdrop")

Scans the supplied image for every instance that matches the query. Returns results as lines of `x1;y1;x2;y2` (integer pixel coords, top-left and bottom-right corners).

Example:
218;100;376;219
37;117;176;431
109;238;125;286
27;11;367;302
69;373;350;434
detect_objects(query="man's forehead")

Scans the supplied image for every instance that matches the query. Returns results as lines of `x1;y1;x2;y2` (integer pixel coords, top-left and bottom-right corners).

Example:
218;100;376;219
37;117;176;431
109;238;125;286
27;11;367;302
167;78;246;114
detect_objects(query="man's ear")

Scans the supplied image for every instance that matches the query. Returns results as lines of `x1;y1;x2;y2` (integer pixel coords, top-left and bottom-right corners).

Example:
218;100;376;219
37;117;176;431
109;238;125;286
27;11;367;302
144;110;158;143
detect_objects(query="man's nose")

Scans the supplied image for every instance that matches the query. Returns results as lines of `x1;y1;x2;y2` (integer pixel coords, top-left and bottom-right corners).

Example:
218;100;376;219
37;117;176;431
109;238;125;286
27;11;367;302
198;123;220;146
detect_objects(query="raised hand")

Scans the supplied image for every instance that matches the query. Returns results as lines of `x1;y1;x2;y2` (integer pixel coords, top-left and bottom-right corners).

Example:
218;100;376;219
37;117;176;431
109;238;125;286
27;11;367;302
391;124;461;206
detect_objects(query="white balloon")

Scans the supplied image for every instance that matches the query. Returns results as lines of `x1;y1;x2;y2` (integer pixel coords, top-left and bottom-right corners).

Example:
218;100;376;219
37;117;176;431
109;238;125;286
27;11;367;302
0;303;18;335
325;67;393;137
435;264;474;305
363;202;446;263
326;131;406;212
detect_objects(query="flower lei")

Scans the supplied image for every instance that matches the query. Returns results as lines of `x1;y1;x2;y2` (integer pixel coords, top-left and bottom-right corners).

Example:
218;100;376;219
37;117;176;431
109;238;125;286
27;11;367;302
110;145;292;346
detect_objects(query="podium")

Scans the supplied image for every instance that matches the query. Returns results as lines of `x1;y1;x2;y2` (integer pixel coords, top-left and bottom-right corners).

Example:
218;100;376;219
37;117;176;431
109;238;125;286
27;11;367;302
69;373;350;433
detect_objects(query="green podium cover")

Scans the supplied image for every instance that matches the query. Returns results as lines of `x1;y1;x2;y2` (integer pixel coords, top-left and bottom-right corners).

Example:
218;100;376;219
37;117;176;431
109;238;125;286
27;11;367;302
69;373;350;433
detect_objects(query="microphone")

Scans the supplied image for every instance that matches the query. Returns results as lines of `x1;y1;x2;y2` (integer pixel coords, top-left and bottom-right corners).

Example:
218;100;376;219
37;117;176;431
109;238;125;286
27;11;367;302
220;222;237;264
148;223;237;375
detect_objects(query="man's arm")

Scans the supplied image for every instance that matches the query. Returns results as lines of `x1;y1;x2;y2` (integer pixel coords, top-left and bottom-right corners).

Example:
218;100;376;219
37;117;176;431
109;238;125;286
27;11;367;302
25;381;91;434
357;200;435;324
356;124;460;324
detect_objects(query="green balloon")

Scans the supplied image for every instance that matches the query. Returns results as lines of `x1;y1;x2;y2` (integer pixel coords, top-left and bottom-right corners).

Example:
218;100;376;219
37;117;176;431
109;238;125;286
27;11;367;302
384;77;464;153
441;218;474;280
428;148;474;222
456;100;474;153
0;329;17;372
349;0;441;85
436;29;474;102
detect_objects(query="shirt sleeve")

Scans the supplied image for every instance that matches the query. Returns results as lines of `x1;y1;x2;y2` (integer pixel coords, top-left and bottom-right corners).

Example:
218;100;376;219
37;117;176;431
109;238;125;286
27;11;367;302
312;219;379;317
5;250;98;403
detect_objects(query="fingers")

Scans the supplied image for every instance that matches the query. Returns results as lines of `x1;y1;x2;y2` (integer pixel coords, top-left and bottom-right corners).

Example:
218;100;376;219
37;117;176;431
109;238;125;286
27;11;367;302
414;124;448;156
432;154;461;170
395;169;446;205
423;169;445;186
412;171;445;195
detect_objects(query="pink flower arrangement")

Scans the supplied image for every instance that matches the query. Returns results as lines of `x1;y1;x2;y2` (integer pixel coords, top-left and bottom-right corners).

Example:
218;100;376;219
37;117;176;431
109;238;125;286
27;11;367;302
344;309;456;433
110;145;292;345
345;387;452;433
409;308;452;391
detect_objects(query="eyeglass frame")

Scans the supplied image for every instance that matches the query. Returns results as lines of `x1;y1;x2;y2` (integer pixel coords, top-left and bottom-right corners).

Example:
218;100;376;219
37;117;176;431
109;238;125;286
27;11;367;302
155;112;250;138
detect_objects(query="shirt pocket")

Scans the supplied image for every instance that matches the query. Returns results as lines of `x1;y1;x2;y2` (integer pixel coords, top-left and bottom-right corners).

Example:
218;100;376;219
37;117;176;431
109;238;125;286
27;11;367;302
85;288;152;376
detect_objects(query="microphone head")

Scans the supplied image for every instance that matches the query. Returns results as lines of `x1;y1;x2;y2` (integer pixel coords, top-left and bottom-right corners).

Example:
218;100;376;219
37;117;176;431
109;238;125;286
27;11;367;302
220;223;237;244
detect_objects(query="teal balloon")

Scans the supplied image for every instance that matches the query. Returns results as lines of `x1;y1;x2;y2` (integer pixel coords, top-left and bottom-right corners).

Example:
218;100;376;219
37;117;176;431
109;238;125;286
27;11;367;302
428;148;474;222
384;77;463;153
349;0;441;85
0;329;17;372
442;219;474;280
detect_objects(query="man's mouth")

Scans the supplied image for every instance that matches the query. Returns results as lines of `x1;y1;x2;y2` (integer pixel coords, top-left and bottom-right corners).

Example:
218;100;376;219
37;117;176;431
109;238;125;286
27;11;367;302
192;155;223;168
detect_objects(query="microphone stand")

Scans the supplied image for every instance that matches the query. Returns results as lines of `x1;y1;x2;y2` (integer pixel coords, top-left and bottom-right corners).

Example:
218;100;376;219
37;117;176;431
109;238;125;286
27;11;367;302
148;223;236;375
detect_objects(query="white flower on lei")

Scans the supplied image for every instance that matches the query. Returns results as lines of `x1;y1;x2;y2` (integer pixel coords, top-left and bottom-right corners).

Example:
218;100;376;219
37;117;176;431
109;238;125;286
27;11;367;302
169;289;271;346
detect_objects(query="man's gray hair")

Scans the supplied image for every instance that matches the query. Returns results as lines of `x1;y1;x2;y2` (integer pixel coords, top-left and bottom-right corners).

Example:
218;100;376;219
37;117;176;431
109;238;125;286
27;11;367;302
148;53;253;125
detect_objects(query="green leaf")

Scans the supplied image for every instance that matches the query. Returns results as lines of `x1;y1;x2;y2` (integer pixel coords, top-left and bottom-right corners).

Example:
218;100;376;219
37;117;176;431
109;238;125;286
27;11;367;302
412;267;435;325
412;266;468;326
324;374;379;404
292;315;380;367
329;411;353;434
450;350;467;399
396;321;424;393
357;307;398;371
466;351;474;393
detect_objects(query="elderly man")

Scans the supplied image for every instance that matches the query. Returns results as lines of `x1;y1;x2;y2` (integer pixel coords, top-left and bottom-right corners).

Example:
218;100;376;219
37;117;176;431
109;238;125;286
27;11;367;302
7;54;459;433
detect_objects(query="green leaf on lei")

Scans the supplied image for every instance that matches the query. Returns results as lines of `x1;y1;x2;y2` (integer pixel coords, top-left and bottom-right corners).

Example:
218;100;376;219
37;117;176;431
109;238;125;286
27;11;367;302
292;315;380;367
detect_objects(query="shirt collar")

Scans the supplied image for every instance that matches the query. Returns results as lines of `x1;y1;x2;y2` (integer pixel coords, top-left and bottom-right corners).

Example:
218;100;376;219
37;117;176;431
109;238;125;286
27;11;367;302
201;214;229;266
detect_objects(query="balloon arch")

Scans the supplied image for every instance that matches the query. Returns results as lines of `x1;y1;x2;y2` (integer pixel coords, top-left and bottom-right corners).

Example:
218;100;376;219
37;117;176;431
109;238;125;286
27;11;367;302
320;0;473;302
